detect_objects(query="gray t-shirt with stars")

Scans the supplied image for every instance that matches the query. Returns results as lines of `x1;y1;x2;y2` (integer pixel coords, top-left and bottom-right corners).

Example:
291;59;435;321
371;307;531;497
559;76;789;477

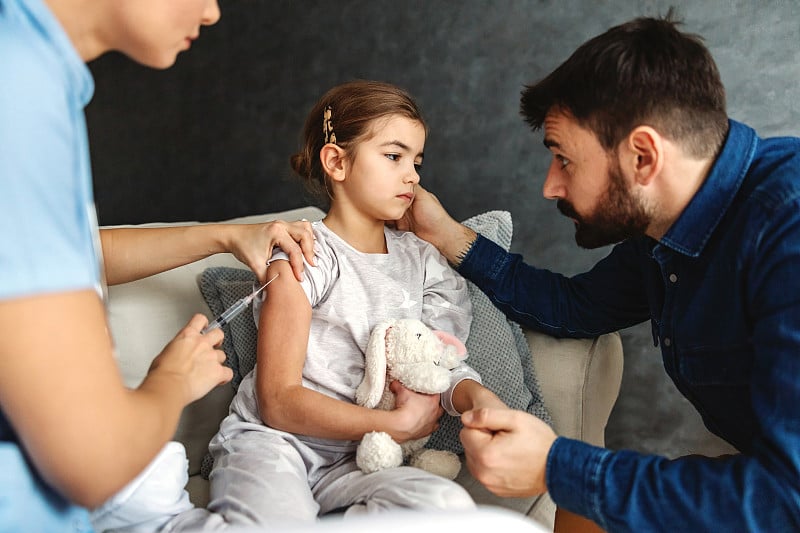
235;221;480;447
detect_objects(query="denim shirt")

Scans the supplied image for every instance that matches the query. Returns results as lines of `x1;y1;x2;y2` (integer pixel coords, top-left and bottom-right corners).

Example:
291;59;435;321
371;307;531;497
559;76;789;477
458;120;800;531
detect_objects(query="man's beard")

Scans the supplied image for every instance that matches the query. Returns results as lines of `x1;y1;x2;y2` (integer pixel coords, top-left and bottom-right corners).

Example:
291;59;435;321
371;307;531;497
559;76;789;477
557;163;650;249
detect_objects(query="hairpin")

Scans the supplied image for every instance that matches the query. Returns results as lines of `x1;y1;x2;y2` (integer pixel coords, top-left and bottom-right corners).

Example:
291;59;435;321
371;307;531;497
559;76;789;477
323;105;337;144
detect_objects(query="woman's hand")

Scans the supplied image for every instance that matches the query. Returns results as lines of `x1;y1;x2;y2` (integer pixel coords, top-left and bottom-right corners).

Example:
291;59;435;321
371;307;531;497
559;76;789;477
146;314;233;405
226;219;316;283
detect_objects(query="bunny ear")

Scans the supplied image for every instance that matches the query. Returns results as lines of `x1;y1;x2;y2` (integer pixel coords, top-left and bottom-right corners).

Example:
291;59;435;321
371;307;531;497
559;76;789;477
355;320;392;408
433;330;467;359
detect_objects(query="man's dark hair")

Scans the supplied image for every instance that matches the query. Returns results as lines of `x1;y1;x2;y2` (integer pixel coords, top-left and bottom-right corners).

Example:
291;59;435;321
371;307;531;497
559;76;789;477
521;12;728;158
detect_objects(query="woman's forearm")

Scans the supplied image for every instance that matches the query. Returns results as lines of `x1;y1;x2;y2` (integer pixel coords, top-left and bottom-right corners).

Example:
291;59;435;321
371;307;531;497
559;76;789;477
0;291;217;508
100;225;228;285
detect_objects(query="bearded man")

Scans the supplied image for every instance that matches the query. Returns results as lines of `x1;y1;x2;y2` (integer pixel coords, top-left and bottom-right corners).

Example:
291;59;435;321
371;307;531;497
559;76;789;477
400;14;800;533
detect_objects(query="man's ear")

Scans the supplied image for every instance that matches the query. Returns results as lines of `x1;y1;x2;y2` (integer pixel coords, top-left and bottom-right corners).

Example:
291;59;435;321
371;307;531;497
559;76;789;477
320;144;347;183
626;126;663;186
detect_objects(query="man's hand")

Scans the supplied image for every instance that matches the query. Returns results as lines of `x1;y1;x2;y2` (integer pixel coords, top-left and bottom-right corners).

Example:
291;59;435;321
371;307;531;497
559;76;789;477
395;186;477;265
460;407;557;498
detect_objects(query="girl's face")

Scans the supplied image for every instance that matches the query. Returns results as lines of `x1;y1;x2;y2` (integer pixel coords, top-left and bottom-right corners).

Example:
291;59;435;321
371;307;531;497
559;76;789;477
109;0;221;69
340;115;425;222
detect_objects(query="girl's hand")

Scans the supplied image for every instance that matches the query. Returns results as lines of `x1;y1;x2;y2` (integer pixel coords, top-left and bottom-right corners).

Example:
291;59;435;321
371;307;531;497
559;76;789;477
388;380;444;443
227;219;316;284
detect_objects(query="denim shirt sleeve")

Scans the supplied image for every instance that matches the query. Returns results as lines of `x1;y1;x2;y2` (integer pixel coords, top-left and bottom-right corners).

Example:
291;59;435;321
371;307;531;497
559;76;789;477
460;195;800;530
458;234;650;338
549;415;800;532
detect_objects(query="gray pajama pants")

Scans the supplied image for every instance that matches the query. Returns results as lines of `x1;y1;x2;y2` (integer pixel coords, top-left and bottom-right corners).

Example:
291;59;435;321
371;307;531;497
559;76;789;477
164;412;475;531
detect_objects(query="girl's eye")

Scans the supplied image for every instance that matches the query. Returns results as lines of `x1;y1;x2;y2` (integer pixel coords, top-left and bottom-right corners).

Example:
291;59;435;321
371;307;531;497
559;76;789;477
414;162;423;172
556;155;570;169
386;154;400;161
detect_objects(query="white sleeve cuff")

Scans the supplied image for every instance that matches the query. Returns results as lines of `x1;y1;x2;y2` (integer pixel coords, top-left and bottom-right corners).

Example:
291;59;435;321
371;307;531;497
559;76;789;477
440;364;482;416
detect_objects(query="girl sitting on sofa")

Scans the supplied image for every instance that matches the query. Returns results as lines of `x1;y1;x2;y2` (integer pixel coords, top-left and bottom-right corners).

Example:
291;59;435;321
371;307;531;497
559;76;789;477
181;79;512;527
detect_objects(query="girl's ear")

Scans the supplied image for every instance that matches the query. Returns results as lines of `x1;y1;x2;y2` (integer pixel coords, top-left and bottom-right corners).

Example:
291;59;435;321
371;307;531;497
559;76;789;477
320;144;347;183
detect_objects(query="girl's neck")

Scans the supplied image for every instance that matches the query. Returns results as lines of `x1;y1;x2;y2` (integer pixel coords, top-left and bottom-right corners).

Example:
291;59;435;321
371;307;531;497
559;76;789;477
323;206;388;254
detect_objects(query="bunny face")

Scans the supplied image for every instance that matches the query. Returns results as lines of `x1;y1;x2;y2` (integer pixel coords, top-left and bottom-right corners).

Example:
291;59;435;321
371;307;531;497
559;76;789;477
356;318;467;408
386;320;458;365
384;319;465;394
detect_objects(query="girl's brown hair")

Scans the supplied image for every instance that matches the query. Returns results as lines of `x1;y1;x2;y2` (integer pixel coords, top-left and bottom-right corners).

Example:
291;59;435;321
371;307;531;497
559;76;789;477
290;80;426;207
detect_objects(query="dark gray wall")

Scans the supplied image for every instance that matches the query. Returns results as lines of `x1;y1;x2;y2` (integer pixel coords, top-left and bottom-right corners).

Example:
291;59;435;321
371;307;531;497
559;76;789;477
86;0;800;456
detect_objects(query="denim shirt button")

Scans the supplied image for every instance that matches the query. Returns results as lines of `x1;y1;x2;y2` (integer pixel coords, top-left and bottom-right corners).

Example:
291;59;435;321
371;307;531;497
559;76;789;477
663;337;672;347
669;273;678;283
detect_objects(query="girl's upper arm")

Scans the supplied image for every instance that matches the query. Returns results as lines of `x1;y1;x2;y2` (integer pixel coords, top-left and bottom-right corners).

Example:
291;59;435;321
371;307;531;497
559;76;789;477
255;260;313;392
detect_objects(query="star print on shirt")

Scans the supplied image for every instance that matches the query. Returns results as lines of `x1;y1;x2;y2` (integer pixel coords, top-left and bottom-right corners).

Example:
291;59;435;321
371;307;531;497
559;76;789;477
424;256;450;283
398;289;418;309
322;304;349;329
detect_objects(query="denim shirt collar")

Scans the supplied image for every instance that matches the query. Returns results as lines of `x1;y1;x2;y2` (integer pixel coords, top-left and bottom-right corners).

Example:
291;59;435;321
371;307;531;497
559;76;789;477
658;120;758;258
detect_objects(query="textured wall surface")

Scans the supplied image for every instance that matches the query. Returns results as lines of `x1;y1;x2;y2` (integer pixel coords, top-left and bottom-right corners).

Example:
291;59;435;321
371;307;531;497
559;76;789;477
86;0;799;457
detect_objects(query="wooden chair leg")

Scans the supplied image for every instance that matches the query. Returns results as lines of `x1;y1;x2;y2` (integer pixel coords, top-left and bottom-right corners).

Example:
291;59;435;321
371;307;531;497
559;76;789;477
554;507;605;533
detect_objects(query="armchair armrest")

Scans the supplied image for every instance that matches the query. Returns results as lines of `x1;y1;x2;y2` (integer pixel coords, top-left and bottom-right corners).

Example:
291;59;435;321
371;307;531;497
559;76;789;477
525;330;623;447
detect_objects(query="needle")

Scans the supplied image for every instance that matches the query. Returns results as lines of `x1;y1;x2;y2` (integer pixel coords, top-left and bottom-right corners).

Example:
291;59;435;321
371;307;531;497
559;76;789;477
201;273;279;334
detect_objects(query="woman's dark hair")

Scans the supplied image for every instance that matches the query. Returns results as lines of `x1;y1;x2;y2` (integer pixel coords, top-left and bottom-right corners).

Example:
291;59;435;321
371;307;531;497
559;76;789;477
521;13;728;158
290;80;426;206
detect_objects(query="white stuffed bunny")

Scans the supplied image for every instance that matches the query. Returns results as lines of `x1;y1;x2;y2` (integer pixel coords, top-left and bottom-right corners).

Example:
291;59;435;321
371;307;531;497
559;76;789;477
354;318;467;480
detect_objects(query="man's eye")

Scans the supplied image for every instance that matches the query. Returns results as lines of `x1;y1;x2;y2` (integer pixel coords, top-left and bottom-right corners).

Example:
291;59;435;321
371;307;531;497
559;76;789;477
556;155;570;169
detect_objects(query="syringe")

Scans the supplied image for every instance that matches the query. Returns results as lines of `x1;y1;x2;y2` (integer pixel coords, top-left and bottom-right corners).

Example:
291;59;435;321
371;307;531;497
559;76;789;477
201;273;279;334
